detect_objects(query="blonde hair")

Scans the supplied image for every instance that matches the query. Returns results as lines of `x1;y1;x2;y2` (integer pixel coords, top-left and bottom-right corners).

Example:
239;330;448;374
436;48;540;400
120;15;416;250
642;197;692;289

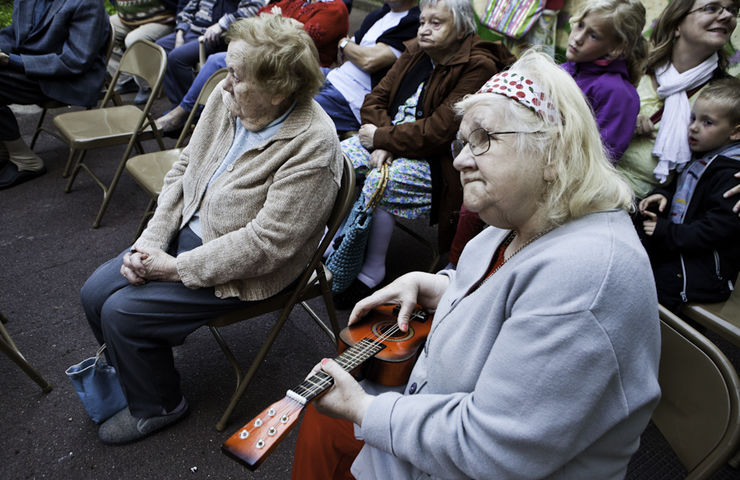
569;0;648;86
698;77;740;125
226;13;324;103
456;50;634;225
647;0;740;74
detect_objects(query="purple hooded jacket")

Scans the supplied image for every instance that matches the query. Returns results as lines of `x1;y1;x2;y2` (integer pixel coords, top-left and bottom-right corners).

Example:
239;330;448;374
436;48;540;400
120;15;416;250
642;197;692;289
561;59;639;164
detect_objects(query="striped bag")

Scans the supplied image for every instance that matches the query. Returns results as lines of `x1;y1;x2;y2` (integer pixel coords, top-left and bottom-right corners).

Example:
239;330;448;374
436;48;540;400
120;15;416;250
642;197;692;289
480;0;546;39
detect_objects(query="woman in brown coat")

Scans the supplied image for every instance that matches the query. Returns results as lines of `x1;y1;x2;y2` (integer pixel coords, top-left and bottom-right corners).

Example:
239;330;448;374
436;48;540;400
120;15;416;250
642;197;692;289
335;0;513;307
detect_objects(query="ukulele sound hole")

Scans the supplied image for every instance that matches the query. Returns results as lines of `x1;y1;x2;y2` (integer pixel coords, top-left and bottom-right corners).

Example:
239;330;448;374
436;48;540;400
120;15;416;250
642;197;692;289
372;321;413;342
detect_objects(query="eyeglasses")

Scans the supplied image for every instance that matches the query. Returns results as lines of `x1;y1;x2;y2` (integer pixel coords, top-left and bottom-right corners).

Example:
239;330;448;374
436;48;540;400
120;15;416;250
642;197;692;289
688;2;740;18
451;128;543;158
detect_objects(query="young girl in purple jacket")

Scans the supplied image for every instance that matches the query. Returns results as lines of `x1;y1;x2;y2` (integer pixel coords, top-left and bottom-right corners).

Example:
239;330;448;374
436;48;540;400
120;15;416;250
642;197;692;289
561;0;647;164
447;0;648;267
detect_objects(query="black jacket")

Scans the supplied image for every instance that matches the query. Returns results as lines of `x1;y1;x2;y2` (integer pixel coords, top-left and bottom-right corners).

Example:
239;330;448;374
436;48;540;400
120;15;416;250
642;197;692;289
643;150;740;310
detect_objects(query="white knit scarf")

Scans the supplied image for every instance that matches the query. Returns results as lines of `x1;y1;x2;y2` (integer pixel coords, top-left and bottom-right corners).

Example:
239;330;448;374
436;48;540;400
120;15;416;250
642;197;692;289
652;53;718;183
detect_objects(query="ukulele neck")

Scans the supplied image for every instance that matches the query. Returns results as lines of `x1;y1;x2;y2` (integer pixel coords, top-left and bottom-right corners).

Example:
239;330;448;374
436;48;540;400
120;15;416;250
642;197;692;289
286;338;386;404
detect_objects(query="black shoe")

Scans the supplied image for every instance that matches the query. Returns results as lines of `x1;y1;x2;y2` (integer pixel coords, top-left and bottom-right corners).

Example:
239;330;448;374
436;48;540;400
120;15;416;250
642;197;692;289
114;78;138;95
332;278;375;310
0;163;46;189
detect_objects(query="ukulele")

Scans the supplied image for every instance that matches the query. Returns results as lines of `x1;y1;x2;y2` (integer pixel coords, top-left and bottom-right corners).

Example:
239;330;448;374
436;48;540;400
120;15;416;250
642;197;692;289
221;304;433;470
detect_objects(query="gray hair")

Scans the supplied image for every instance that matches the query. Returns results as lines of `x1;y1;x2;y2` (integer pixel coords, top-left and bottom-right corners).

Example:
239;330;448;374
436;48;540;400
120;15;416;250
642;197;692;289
420;0;476;36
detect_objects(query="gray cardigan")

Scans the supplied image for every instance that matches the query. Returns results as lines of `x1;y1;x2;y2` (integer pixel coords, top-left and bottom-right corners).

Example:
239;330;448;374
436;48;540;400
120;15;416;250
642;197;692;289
137;85;343;301
352;210;661;479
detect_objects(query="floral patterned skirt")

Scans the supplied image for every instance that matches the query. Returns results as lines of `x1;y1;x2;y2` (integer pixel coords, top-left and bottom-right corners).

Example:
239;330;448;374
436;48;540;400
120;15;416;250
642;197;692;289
340;83;432;220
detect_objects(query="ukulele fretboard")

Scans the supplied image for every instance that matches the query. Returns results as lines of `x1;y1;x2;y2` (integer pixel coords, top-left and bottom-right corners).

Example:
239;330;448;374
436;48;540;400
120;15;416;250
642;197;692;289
287;338;386;404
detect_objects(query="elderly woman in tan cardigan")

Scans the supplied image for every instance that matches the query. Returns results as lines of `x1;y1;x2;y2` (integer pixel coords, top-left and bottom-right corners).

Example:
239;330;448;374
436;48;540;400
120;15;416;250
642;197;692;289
80;14;342;445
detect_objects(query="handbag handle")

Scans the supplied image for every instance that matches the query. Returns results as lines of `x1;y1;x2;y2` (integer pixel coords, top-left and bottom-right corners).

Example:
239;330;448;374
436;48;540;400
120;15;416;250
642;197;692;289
363;164;390;214
95;343;108;361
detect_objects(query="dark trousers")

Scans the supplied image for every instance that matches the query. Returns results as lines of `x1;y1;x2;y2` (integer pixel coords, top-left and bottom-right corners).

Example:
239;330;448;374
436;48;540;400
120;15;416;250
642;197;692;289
81;227;249;417
156;30;226;106
0;69;52;141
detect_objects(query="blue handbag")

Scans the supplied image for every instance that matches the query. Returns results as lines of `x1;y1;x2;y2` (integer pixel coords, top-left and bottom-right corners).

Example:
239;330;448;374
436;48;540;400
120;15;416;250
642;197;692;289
66;344;127;423
327;165;389;294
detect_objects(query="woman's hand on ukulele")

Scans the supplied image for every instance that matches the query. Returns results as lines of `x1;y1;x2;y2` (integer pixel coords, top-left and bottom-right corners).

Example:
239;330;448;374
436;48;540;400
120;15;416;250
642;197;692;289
312;359;374;426
349;272;449;332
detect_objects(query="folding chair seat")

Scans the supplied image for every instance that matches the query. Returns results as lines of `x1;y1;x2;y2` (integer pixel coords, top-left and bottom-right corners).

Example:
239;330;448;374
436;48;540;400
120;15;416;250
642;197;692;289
207;154;356;431
680;273;740;348
653;305;740;479
126;68;227;240
54;39;167;228
30;23;121;156
0;312;52;393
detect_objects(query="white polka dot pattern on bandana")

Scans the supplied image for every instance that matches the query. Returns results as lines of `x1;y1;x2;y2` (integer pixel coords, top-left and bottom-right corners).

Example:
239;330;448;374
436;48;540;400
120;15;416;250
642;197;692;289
476;71;558;124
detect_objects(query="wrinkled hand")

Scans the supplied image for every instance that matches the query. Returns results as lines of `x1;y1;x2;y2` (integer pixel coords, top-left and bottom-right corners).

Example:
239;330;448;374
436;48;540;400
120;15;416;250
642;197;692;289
311;359;373;426
126;245;180;282
349;272;448;333
358;124;377;150
121;250;149;285
0;51;8;67
642;211;658;236
369;149;393;169
638;193;668;215
723;171;740;216
175;30;185;49
634;114;655;138
203;24;223;46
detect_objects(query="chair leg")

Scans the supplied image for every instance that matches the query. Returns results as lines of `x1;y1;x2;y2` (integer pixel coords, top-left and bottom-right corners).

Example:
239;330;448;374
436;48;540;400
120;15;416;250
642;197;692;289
0;321;52;393
64;149;86;191
62;148;78;178
212;306;297;431
92;141;136;228
29;108;48;149
132;197;157;242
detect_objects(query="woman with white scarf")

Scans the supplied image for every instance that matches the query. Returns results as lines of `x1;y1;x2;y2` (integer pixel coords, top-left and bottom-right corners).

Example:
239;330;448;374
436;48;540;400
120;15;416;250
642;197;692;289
617;0;738;199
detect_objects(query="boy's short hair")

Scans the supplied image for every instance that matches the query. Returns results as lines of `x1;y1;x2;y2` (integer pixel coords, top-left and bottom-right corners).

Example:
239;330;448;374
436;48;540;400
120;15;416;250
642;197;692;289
697;78;740;126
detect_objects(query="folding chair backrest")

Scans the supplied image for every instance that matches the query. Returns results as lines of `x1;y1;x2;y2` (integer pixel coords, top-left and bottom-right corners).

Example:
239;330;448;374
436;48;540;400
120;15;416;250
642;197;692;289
174;68;228;147
654;305;740;479
104;40;166;108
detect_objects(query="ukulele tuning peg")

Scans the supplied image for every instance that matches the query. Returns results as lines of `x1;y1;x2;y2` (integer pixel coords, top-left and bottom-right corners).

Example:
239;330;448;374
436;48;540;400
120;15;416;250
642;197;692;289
239;429;249;439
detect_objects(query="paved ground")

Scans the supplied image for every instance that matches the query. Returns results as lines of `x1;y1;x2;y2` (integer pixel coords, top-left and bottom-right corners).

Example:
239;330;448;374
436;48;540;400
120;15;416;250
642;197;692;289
2;4;740;479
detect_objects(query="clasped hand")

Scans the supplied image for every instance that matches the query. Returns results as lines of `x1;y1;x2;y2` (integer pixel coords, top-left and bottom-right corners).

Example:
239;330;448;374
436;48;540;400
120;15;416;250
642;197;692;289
120;245;180;285
638;194;668;237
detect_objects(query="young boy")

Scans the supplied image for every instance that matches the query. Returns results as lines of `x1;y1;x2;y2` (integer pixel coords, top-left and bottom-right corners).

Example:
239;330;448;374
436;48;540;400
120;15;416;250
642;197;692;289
639;77;740;312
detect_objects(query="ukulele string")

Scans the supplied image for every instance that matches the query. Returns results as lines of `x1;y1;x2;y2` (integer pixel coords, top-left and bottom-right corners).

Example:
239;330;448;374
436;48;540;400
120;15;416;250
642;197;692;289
298;321;405;398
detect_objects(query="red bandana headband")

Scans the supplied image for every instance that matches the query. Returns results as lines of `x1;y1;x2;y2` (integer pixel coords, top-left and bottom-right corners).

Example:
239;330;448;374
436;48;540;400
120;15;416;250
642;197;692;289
476;71;558;124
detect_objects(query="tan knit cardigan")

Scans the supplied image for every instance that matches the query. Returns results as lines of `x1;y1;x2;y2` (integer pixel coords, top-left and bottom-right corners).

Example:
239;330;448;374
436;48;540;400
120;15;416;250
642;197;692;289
137;85;343;301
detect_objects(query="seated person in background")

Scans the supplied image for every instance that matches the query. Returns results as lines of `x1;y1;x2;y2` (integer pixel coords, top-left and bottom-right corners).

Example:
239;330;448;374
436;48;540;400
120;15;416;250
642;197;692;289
617;0;738;200
317;0;420;134
0;0;108;190
639;77;740;311
155;0;266;107
80;14;342;445
332;0;514;307
292;50;661;480
448;0;648;267
109;0;188;104
156;0;350;132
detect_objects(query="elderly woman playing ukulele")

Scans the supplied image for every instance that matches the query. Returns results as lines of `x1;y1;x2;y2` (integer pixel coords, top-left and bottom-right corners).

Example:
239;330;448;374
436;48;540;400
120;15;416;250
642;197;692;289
291;51;662;480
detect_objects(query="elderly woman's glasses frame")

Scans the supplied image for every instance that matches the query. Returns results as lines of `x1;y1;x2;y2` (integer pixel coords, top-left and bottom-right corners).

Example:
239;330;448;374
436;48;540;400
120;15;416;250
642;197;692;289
688;2;740;18
452;128;543;158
